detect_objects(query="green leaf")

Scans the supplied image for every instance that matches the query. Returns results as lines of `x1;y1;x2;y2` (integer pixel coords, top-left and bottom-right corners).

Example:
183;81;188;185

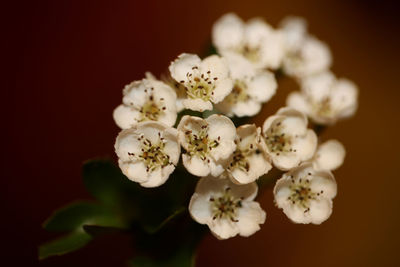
143;207;186;234
38;231;92;260
43;201;126;232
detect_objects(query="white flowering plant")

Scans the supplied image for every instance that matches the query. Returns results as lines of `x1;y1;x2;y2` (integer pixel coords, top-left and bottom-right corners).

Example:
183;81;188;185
39;13;358;266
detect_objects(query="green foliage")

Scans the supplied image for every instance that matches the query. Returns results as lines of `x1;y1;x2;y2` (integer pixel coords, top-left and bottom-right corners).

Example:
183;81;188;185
40;159;203;264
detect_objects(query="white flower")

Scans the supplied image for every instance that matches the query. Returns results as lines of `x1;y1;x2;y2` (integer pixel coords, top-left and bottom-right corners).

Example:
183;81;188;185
274;163;337;224
287;71;358;125
227;124;272;184
114;121;180;188
216;53;277;117
113;77;177;129
189;176;266;239
168;53;233;112
279;16;331;78
177;114;236;177
262;107;317;170
312;140;345;171
212;13;285;70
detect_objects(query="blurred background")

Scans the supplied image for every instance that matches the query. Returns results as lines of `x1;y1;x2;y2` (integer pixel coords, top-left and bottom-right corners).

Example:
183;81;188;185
7;0;400;266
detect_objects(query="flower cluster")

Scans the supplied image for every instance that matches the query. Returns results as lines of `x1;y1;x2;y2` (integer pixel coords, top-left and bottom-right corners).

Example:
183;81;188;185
113;13;357;239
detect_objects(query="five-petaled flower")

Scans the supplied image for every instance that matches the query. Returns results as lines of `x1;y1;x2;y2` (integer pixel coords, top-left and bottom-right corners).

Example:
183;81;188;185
177;114;236;177
189;176;266;239
216;53;277;117
262;107;317;170
279;16;332;78
115;121;180;187
113;77;177;129
227;124;272;184
287;71;358;125
212;13;285;70
274;163;337;224
168;53;233;112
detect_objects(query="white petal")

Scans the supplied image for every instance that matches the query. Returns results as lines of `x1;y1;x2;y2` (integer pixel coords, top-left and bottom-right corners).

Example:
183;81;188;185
209;159;226;177
314;140;346;171
206;114;237;161
286;92;310;114
169;53;201;84
183;98;213;112
195;176;228;195
247;71;277;103
209;219;238;240
212;13;244;51
210;78;234;104
282;203;311;224
113;105;140;129
301;71;335;102
258;30;285;69
114;128;142;161
279;16;307;52
299;36;332;77
230;181;258;201
272;153;300;170
309;171;337;199
122;80;148;108
189;193;213;224
331;78;358;118
224;52;256;80
292;130;318;162
308;198;333;224
200;55;229;80
277;107;308;136
119;161;148;183
273;177;292;207
244;18;272;47
182;154;210;177
236;201;266;237
230;99;262;117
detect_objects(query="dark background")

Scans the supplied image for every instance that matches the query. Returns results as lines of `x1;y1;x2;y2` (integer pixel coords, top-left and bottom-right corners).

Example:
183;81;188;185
7;0;400;266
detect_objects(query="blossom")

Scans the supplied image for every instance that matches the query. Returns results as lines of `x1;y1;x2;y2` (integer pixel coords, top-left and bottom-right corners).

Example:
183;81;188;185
279;16;332;78
113;77;177;129
227;124;272;184
287;71;358;125
262;107;317;170
312;139;345;171
177;114;236;177
216;53;277;117
274;163;337;224
189;176;266;239
168;53;233;112
114;121;180;187
212;13;285;70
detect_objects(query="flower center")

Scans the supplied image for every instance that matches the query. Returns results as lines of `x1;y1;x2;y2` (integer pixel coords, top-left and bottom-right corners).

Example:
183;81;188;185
127;132;171;172
138;93;166;122
210;187;242;222
240;45;260;63
229;139;258;172
225;80;250;104
184;125;220;162
264;122;293;155
312;97;334;118
287;173;324;212
179;67;218;101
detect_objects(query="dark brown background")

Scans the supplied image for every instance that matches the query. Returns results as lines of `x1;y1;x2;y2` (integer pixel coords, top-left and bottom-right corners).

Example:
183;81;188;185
7;0;400;266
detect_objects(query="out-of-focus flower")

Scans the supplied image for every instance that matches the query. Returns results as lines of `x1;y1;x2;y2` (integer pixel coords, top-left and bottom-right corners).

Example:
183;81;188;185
312;140;346;171
216;53;277;117
115;121;180;187
169;53;233;112
177;114;236;177
227;124;272;184
287;71;358;125
212;13;285;70
262;107;317;170
279;16;332;78
113;78;177;129
274;163;337;224
189;176;266;239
